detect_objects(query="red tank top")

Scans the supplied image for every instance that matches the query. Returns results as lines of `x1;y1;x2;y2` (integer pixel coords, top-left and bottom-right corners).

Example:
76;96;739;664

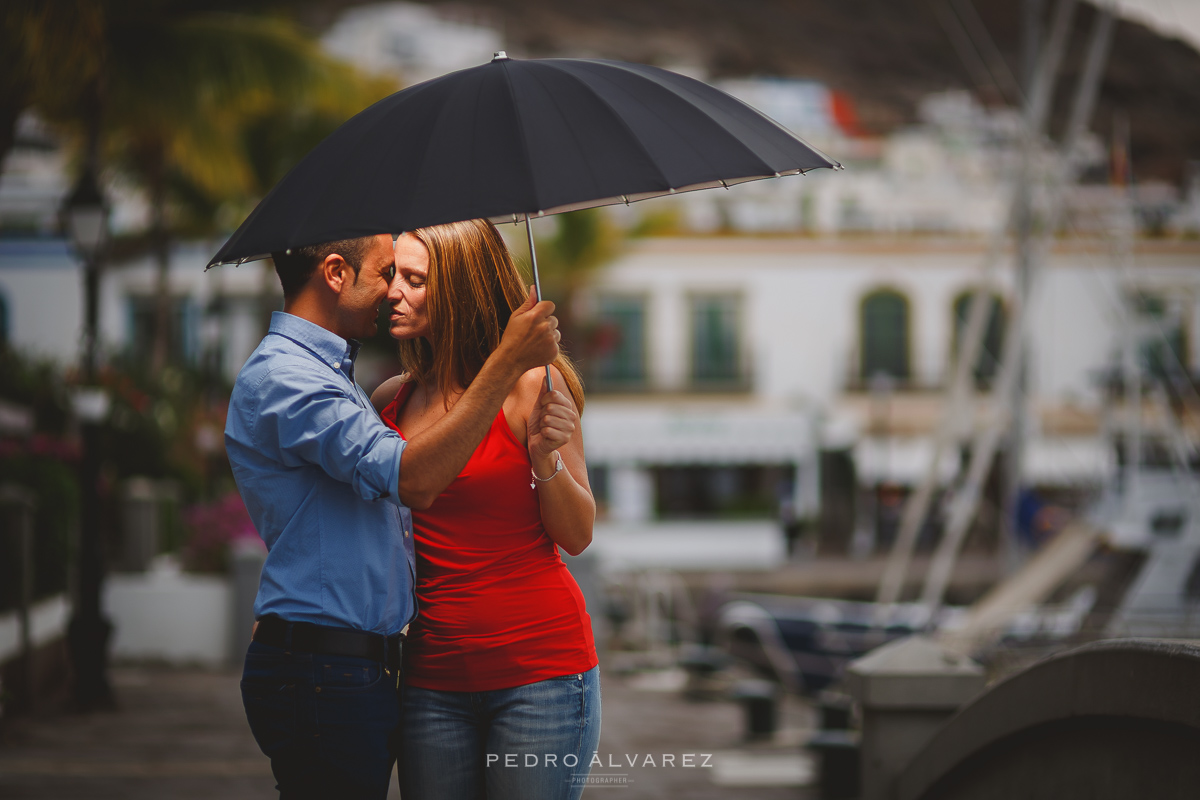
380;383;597;692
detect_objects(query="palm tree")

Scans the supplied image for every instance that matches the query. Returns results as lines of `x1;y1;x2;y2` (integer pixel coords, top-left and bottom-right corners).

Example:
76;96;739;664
14;1;396;373
0;3;103;170
101;9;394;373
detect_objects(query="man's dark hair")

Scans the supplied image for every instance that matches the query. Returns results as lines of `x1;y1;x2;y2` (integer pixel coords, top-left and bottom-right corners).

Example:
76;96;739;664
271;237;374;298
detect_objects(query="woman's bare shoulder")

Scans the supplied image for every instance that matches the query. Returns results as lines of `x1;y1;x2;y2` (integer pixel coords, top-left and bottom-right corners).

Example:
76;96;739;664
514;365;574;409
371;373;411;415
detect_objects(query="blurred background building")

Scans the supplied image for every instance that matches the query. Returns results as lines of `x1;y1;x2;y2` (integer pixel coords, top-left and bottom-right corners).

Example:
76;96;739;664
2;1;1200;796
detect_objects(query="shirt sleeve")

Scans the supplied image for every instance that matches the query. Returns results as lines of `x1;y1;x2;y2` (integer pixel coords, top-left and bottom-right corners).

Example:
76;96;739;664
252;362;407;505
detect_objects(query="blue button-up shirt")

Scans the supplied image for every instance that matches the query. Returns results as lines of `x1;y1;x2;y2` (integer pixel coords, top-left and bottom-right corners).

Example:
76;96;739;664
225;312;415;635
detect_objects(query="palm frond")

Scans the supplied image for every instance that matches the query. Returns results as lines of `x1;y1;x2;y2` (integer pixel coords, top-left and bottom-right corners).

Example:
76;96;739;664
99;10;398;233
106;13;327;131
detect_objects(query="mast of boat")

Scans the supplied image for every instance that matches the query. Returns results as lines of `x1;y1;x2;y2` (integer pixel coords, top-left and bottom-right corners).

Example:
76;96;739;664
873;0;1079;616
920;2;1117;616
1002;0;1077;574
1113;113;1144;501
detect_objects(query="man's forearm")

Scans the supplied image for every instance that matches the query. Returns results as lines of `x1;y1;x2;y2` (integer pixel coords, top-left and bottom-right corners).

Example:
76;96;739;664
395;353;523;509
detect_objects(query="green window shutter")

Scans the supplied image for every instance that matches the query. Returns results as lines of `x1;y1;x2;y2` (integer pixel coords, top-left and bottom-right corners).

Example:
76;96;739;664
594;295;647;387
691;295;741;385
861;290;910;382
952;293;1005;388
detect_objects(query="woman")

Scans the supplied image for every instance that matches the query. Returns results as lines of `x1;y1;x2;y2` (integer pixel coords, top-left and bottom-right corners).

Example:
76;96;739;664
370;219;600;800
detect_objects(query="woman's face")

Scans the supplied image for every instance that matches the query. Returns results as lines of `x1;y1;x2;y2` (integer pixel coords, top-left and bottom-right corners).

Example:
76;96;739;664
388;234;431;340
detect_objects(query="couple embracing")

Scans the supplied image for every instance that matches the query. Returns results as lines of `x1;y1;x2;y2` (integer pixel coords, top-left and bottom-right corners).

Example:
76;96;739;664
226;220;600;799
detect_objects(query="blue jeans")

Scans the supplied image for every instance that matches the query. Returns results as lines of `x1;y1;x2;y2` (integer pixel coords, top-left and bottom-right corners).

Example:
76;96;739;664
399;666;601;800
241;641;401;799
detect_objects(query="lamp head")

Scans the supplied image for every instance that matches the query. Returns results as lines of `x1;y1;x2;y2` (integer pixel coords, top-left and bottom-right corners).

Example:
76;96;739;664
61;167;110;259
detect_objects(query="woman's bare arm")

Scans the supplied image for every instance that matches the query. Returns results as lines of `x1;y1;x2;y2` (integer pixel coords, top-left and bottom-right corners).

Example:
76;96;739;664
384;289;561;510
518;367;595;555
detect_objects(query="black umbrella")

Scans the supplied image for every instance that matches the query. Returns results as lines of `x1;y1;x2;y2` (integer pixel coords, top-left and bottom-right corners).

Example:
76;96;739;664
208;53;841;382
209;53;839;266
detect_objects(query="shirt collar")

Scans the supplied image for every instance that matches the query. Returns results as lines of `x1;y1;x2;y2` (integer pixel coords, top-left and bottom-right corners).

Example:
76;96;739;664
269;311;360;371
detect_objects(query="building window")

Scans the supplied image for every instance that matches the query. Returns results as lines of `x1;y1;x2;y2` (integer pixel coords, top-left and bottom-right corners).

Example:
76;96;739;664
860;289;911;383
654;465;794;519
689;294;743;388
952;292;1006;388
126;295;197;366
1130;291;1189;382
590;295;647;390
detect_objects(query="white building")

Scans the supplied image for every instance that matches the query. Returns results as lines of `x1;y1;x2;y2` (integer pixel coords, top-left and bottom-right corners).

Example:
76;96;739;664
3;57;1196;567
2;230;1196;566
657;89;1141;240
321;2;503;86
577;235;1200;539
0;240;270;384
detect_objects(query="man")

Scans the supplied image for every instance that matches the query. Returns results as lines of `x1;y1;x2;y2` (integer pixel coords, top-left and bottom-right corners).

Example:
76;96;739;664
225;233;559;799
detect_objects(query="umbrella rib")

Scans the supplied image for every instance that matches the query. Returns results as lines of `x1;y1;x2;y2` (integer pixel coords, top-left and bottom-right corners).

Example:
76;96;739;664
497;61;545;214
591;59;839;173
566;61;767;185
290;101;389;247
530;64;673;199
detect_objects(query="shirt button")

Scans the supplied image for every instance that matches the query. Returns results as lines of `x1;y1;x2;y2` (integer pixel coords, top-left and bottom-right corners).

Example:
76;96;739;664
332;361;341;369
404;529;410;538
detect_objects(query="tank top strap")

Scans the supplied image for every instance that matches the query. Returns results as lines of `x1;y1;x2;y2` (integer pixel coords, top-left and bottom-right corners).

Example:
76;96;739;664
381;380;416;439
393;380;415;407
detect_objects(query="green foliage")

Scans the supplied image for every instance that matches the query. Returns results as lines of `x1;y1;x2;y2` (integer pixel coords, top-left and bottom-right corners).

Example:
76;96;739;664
99;358;234;498
0;455;77;605
0;346;77;608
7;1;399;241
0;2;105;160
0;344;240;599
98;9;398;239
629;207;684;238
533;209;620;298
522;209;624;363
0;347;71;436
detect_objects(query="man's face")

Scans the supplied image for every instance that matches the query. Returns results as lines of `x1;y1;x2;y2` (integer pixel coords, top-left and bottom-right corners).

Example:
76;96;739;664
387;234;430;341
337;234;396;340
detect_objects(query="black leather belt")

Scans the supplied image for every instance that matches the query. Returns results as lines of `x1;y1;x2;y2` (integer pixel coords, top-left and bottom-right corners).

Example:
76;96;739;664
253;615;404;667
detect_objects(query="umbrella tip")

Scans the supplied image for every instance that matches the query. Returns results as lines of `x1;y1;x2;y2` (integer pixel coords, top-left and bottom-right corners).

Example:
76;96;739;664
492;50;509;61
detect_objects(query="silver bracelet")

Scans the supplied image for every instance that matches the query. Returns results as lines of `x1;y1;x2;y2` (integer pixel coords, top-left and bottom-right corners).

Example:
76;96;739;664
530;451;564;488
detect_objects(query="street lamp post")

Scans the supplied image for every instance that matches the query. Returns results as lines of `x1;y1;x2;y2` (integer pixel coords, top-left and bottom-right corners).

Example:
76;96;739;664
62;164;115;710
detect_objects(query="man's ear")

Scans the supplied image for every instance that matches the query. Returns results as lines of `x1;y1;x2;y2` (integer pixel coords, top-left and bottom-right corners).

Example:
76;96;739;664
319;254;351;294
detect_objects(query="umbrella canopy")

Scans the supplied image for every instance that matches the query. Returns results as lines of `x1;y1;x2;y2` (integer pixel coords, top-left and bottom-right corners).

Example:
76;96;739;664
207;54;840;268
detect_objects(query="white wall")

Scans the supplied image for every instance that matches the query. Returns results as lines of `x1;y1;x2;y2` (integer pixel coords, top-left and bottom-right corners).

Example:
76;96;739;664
587;238;1200;410
0;245;83;363
104;561;232;666
3;235;1196;413
0;595;70;664
0;240;271;382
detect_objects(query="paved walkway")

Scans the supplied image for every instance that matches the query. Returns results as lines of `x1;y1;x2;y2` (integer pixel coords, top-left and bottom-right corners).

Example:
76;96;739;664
0;667;277;799
0;663;818;799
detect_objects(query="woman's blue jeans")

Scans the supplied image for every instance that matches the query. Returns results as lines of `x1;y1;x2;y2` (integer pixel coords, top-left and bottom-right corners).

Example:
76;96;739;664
241;640;401;799
399;666;601;800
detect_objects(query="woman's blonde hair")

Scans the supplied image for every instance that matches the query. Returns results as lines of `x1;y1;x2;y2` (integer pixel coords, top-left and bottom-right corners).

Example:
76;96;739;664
398;218;585;412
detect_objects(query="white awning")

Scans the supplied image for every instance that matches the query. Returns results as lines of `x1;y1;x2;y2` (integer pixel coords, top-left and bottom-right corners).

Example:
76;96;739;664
854;437;960;486
1023;437;1116;486
854;436;1116;487
581;402;814;465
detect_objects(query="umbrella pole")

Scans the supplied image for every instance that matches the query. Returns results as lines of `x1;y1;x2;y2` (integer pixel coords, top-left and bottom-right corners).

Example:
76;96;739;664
525;215;554;391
